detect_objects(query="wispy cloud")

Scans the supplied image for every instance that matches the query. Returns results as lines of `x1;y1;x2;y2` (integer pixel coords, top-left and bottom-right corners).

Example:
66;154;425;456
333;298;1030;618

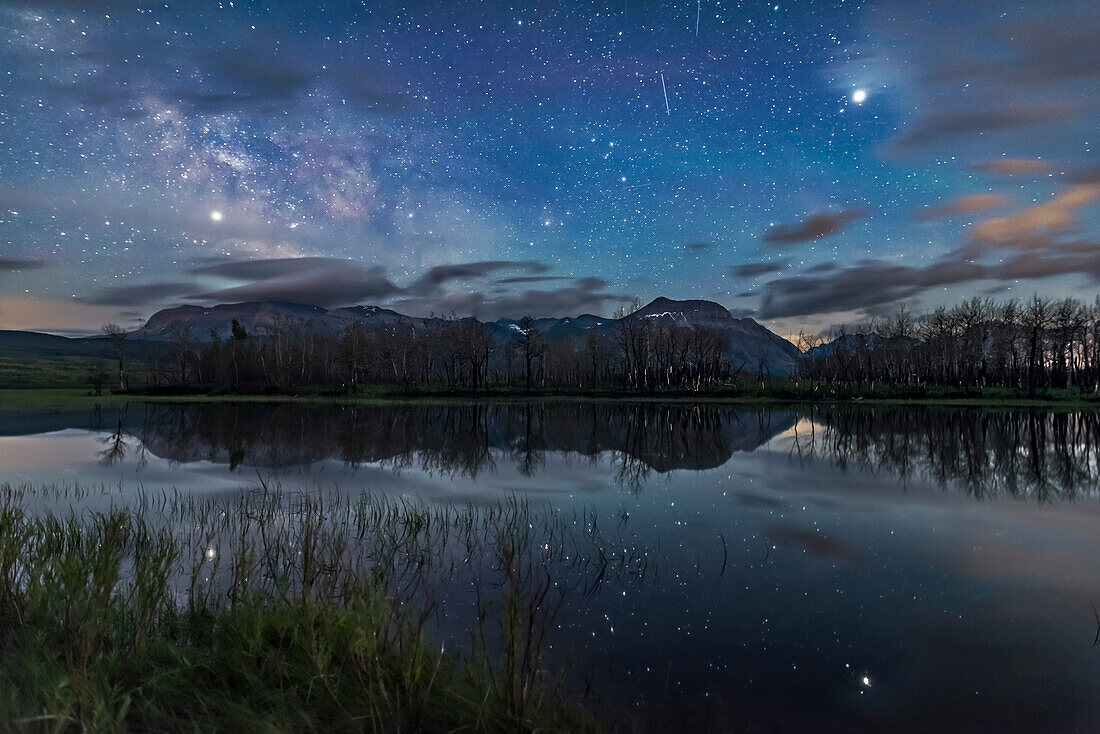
81;257;629;319
392;277;634;320
969;184;1100;248
729;262;787;278
892;106;1071;151
404;261;548;296
82;282;199;307
913;193;1008;222
762;209;868;246
972;159;1053;176
189;258;401;308
0;257;47;272
759;239;1100;319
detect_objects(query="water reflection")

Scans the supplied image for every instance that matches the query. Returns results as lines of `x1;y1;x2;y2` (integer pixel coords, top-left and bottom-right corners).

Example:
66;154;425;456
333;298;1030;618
794;406;1100;501
1;402;796;486
4;402;1099;500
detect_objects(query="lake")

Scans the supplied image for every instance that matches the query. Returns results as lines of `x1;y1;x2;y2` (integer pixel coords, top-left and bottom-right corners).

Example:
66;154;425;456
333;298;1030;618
1;400;1099;732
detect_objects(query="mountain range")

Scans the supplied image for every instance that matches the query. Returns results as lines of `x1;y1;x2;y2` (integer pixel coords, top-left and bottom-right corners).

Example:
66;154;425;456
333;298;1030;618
136;296;801;374
1;297;802;374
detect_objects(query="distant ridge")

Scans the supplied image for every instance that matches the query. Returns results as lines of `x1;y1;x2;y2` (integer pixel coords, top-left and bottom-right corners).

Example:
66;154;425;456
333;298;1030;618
5;297;802;375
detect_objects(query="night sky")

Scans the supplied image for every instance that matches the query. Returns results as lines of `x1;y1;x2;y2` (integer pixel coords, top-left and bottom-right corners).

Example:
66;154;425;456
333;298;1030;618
0;0;1097;334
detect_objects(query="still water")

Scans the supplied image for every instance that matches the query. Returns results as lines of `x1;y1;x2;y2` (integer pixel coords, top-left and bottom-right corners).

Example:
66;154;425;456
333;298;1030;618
1;401;1099;733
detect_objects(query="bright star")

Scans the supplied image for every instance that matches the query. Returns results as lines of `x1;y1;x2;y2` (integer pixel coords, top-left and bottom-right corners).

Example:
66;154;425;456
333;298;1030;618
210;210;223;222
852;89;867;104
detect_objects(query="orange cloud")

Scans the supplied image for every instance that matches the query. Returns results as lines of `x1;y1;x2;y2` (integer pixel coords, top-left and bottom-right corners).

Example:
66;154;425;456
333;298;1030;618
972;159;1053;176
0;295;130;333
970;184;1100;247
914;193;1008;221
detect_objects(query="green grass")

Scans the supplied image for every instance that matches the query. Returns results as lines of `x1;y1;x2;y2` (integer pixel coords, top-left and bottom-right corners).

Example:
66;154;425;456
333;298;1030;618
0;485;632;733
0;355;111;390
0;388;132;408
6;376;1100;411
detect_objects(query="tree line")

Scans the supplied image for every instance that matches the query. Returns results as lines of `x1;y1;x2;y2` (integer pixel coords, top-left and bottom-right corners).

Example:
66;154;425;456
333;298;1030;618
797;295;1100;396
102;293;1100;396
107;308;739;394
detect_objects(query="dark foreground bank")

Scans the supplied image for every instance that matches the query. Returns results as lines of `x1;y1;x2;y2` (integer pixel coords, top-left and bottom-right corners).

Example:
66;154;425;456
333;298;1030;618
0;486;617;733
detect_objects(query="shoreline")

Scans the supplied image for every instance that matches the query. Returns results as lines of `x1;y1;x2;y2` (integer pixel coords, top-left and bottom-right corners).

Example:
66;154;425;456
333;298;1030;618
4;386;1100;410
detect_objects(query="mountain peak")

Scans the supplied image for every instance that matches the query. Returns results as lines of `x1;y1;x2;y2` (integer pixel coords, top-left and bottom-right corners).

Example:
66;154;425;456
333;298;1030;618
140;301;328;338
631;298;732;320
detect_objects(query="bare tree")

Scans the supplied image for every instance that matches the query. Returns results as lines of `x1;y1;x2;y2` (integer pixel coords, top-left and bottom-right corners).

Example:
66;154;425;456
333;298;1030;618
513;317;545;392
101;322;128;391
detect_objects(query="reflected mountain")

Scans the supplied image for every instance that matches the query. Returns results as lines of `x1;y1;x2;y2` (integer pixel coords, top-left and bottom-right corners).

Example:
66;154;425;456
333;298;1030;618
4;402;1100;499
0;402;794;481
